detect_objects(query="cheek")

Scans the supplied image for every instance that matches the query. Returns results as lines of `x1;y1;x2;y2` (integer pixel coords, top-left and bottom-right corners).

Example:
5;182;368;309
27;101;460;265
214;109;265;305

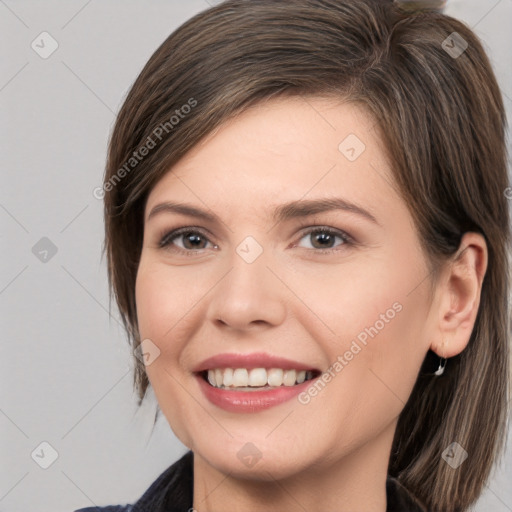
135;266;171;340
376;296;431;402
308;249;431;400
134;262;201;445
134;263;190;389
334;257;432;410
135;260;203;342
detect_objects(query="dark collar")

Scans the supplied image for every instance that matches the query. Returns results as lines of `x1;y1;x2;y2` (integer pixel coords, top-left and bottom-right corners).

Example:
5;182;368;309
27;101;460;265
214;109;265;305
132;451;427;512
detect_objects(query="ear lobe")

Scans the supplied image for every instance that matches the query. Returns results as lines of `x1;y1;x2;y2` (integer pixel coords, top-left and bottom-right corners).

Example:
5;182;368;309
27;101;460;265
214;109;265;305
431;232;488;359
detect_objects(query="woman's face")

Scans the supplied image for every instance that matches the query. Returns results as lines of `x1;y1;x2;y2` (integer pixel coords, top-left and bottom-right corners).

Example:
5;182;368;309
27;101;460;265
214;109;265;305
135;96;438;479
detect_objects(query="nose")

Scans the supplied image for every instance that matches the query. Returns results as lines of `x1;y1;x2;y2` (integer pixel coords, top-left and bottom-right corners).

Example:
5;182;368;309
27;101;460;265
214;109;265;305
206;246;287;332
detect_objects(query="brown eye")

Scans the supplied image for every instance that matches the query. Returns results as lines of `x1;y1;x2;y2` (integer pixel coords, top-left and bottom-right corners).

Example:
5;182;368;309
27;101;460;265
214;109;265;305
159;228;215;252
310;231;337;249
296;227;352;252
180;231;208;250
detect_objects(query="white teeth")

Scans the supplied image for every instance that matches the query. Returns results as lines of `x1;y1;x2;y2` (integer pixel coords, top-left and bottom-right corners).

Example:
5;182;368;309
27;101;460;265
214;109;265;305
283;369;297;386
232;368;249;387
249;368;267;386
205;367;314;389
223;367;234;387
296;370;306;384
267;368;283;386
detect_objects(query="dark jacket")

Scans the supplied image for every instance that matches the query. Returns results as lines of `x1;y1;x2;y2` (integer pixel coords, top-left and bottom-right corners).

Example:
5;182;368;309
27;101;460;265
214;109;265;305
74;451;427;512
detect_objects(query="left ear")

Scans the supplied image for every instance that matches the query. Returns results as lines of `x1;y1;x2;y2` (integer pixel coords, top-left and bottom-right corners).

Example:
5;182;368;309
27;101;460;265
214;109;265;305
430;232;488;358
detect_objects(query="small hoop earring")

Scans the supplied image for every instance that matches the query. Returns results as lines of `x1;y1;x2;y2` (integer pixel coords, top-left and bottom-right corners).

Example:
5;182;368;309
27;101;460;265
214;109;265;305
434;357;447;376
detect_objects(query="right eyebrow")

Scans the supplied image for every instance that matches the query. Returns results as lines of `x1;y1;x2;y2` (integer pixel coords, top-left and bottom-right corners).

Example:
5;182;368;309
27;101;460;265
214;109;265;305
147;202;219;223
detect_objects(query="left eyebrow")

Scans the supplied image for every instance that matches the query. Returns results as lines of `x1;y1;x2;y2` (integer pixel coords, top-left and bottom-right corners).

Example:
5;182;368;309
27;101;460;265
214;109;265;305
272;197;381;226
146;197;381;227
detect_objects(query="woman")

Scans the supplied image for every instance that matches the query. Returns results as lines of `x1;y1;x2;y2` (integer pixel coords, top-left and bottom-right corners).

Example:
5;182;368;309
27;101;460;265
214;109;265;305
76;0;510;510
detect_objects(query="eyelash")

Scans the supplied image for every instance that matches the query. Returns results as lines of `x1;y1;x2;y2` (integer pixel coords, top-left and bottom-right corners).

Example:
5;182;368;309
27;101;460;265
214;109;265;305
158;224;354;256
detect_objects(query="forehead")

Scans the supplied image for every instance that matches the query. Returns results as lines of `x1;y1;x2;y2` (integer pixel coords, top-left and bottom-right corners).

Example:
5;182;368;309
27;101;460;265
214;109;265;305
145;96;400;223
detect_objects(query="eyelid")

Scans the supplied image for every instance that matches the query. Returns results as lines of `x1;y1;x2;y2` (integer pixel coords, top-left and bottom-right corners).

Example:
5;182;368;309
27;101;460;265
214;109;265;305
293;224;354;251
158;226;217;250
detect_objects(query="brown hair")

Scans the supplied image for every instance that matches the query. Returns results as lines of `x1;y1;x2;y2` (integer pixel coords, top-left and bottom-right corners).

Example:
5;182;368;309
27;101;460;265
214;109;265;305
102;1;510;510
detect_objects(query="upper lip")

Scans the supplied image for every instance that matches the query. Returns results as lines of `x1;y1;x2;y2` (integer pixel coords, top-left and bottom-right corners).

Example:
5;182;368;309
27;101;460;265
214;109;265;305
193;352;319;373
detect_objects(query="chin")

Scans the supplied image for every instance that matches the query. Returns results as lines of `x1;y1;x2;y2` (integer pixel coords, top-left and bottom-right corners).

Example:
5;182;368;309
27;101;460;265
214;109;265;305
189;433;321;481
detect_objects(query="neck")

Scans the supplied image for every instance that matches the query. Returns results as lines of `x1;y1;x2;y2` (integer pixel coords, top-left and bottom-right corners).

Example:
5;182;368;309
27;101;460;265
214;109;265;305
192;420;396;512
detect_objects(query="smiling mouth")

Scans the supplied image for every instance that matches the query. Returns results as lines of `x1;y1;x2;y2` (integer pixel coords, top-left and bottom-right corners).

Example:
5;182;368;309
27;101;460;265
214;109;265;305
200;368;321;391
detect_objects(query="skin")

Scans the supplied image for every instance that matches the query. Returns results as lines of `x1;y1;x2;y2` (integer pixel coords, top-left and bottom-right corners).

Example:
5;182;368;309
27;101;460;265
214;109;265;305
135;96;487;512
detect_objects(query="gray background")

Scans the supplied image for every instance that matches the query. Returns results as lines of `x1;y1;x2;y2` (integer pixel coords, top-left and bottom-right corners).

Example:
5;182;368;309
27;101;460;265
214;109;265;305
1;1;511;511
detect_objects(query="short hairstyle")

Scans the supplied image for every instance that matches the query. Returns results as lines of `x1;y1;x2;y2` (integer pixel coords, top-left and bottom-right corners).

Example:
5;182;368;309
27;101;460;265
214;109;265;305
102;1;510;510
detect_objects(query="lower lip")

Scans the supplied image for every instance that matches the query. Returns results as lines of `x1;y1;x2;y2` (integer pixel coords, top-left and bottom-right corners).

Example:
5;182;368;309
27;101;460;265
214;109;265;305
196;374;315;413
